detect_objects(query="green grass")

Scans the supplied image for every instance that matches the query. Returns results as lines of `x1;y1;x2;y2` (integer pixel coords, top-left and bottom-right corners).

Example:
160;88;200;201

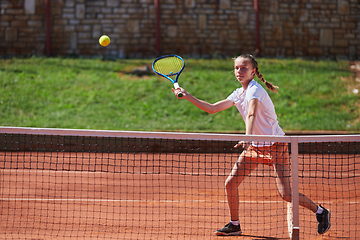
0;56;359;133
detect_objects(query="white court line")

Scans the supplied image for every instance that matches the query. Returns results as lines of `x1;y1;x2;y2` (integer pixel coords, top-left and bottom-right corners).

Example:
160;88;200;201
1;169;360;178
0;198;266;203
0;198;358;204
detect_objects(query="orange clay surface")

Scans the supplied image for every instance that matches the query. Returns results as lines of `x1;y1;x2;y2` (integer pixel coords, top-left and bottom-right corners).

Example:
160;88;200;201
0;151;358;239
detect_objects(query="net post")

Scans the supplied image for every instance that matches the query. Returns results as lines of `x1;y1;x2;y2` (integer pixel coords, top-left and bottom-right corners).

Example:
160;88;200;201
290;137;300;240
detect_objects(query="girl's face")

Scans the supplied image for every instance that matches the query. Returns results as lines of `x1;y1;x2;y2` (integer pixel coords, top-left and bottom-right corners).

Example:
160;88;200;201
234;57;255;85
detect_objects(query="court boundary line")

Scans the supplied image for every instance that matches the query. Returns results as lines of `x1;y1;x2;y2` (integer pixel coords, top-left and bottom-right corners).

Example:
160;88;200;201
1;169;360;178
1;198;358;204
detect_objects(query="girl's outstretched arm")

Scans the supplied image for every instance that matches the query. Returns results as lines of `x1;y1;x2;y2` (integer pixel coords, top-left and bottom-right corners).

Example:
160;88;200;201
172;87;234;114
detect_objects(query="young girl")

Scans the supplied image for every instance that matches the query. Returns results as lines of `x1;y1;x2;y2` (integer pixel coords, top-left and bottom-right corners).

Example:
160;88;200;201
172;54;331;236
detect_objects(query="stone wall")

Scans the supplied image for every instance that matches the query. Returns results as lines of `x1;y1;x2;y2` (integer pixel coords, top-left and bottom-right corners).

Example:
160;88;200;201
259;0;359;59
0;0;359;59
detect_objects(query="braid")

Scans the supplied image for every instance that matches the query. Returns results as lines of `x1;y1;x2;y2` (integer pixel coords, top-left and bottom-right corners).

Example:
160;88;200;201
237;54;279;94
255;67;279;94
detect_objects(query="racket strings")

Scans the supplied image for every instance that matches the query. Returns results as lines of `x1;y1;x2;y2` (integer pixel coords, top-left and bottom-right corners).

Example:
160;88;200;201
153;57;184;76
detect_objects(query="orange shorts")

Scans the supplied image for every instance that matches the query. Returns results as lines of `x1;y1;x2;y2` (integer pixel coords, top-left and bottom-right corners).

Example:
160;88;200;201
241;142;290;165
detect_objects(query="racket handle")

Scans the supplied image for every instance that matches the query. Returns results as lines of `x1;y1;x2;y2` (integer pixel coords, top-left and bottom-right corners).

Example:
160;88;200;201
173;82;183;98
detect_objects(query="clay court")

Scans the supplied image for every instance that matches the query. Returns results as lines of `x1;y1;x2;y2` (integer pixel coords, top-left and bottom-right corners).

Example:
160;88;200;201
0;148;359;239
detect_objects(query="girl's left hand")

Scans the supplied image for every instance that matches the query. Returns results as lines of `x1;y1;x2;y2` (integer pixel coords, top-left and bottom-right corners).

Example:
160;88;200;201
234;141;251;150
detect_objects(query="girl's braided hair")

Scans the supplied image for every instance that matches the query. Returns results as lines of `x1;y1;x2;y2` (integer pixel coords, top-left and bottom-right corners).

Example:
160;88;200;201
236;54;279;94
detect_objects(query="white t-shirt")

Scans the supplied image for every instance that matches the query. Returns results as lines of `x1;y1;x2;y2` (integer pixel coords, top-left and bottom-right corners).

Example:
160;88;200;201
227;79;285;146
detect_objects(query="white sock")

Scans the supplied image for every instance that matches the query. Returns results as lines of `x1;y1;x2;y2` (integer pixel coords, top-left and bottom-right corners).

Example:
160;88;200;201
230;220;239;226
316;206;324;214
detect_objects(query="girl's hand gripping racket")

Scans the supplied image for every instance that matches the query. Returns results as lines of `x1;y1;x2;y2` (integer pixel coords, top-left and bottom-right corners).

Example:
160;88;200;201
152;54;185;98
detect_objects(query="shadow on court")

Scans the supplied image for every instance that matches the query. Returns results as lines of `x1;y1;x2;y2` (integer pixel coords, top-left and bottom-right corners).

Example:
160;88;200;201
214;233;283;240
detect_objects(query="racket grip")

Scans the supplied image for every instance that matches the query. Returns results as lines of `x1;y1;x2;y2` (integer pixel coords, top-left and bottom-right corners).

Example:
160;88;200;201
173;82;183;98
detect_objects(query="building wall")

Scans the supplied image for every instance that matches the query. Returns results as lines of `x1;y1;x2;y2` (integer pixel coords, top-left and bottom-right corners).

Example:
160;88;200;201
1;0;359;59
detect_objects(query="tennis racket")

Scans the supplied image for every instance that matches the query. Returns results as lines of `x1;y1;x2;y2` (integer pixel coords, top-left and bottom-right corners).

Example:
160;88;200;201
152;54;185;98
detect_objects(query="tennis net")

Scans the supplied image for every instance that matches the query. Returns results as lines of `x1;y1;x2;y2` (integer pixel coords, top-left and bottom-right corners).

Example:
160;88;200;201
0;127;359;239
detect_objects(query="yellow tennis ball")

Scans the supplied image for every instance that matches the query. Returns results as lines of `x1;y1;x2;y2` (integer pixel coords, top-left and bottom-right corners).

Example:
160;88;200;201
99;35;110;47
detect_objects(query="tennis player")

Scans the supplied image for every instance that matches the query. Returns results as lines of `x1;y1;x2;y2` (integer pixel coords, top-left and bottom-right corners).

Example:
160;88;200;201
172;54;331;236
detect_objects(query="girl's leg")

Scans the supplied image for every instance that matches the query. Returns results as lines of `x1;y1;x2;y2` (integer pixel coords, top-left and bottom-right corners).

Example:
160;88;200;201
274;161;331;234
225;156;259;220
273;162;318;213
